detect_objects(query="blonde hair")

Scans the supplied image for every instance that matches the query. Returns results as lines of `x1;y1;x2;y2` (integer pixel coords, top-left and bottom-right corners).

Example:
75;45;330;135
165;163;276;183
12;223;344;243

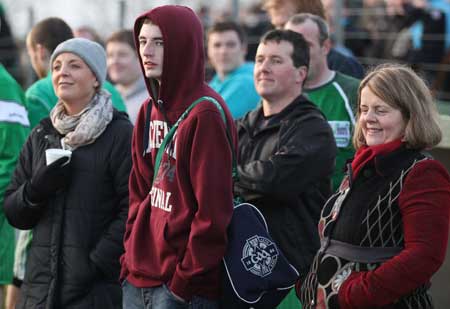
353;63;442;150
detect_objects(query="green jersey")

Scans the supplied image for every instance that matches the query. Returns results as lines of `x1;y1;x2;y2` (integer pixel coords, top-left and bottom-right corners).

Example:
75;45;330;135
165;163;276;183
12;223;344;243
305;72;360;190
0;64;29;284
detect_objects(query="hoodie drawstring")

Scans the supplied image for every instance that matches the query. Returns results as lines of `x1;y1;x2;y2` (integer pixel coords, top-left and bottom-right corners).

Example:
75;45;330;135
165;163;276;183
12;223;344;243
157;99;176;160
142;98;174;158
142;103;152;156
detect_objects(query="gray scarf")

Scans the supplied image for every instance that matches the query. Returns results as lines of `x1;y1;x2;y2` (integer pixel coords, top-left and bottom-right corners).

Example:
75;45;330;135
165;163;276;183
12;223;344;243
50;90;114;150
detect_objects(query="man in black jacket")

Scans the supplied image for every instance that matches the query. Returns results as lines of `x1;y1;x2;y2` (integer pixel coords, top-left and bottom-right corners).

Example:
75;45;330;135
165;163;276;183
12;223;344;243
235;29;336;290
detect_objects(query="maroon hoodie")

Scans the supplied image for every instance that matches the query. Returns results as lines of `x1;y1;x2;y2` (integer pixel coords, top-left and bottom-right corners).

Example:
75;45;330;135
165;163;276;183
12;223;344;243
120;5;237;301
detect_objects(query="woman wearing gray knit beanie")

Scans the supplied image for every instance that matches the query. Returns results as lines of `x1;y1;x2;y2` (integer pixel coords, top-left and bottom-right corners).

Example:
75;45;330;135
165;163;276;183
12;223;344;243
4;37;133;308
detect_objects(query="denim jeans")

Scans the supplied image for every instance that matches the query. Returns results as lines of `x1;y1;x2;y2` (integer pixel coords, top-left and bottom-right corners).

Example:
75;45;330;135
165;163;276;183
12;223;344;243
122;280;219;309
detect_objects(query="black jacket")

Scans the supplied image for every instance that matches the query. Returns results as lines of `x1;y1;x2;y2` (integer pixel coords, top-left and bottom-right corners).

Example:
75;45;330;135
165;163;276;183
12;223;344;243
235;95;337;278
4;110;133;309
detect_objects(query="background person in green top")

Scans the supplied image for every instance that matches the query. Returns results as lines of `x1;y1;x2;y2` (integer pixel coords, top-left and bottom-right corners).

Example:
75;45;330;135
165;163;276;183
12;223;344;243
25;17;127;129
0;63;30;308
286;13;360;191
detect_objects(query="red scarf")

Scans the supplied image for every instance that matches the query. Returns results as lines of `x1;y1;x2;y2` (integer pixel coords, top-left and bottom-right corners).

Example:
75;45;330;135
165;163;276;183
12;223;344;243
351;139;403;179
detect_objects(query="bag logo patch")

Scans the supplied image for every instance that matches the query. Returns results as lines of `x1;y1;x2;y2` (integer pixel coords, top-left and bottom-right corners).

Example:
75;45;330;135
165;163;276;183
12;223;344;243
241;235;279;277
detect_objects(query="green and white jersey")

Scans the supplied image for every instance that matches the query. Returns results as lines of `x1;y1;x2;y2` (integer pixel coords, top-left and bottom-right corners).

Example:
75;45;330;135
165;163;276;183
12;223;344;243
0;64;29;284
305;72;360;190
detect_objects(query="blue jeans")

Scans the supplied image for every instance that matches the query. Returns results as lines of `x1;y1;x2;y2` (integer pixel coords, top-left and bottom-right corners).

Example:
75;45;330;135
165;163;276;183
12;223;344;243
122;280;219;309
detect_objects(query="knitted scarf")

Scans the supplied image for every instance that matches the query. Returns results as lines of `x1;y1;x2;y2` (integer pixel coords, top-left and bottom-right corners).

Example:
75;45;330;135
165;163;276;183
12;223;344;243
50;90;113;150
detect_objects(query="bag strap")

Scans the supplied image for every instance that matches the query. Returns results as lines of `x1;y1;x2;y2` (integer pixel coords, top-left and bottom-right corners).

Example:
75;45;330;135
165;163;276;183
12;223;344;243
153;96;238;188
324;239;402;263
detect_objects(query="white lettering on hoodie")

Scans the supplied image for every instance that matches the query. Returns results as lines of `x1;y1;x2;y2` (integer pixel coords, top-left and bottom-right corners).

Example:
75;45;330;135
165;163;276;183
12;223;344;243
148;120;178;159
149;120;168;150
150;187;173;212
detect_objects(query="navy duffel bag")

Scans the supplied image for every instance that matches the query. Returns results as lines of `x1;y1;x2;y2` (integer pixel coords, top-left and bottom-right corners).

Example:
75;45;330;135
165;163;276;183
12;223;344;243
222;203;299;308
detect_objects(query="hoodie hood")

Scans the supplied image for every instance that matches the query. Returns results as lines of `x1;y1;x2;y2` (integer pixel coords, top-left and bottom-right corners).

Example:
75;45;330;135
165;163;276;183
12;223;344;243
134;5;206;115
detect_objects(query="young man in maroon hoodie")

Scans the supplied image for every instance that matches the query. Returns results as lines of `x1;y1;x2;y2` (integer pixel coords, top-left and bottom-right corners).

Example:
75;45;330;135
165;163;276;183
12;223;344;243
120;5;237;309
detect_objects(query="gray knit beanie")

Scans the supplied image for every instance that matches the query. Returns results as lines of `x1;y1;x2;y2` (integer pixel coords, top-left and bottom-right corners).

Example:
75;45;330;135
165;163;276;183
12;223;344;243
50;38;106;87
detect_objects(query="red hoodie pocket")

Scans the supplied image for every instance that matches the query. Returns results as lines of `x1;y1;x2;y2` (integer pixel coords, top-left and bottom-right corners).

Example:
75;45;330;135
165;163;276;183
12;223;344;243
163;219;189;263
126;207;178;280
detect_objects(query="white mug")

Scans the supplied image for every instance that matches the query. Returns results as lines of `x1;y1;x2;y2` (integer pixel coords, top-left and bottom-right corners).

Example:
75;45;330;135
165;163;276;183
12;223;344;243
45;148;72;166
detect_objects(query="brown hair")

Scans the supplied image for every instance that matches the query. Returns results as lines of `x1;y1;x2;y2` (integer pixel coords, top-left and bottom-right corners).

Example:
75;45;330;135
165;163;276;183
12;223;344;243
28;17;74;52
207;20;247;44
136;17;155;35
262;0;326;20
353;63;442;150
260;29;309;69
106;29;135;50
287;13;329;45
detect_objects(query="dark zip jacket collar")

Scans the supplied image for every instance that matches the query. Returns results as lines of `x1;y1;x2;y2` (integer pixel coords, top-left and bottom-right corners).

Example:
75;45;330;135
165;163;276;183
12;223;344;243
240;94;326;136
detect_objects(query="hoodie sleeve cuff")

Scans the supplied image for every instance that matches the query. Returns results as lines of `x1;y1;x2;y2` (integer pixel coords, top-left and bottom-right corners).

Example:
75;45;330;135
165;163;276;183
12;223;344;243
169;271;192;301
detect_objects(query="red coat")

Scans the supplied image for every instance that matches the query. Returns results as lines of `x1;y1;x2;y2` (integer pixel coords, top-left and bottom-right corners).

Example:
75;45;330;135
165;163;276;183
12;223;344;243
299;144;450;308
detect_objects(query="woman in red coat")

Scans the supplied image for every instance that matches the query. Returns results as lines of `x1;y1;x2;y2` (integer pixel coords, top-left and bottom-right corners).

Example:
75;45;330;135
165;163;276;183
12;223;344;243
299;63;450;308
